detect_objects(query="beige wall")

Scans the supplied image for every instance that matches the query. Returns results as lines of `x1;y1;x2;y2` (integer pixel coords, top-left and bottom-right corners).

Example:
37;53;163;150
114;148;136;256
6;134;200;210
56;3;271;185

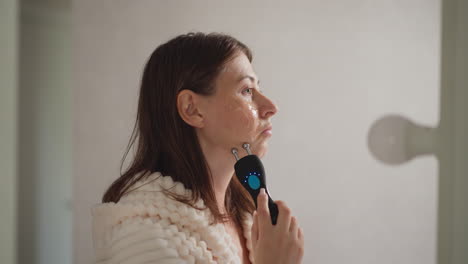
74;1;441;264
0;0;18;263
452;1;468;260
438;0;468;263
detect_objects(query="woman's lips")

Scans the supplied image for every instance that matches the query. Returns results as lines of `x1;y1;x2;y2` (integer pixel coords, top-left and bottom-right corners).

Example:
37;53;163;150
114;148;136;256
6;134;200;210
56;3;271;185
262;126;273;135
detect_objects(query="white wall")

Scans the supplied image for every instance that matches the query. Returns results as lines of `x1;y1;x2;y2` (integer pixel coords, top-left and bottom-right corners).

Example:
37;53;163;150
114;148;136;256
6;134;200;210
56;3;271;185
74;1;440;263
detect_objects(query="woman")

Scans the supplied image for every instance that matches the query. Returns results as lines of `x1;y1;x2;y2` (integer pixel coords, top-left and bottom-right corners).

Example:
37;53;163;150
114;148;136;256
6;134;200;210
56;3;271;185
92;32;304;264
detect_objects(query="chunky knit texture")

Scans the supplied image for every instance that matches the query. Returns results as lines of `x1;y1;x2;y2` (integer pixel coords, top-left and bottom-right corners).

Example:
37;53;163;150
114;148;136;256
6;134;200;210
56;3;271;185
92;171;254;264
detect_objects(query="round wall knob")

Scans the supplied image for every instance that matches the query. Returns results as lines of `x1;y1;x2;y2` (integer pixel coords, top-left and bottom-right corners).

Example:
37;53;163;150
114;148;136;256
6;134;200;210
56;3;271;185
367;114;437;165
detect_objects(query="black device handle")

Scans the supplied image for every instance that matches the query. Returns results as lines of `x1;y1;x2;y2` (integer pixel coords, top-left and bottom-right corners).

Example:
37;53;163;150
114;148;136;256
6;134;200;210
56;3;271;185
267;193;279;225
234;154;279;225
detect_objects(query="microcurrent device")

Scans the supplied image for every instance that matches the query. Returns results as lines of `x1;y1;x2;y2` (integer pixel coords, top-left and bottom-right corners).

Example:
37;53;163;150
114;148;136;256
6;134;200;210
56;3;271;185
231;143;279;225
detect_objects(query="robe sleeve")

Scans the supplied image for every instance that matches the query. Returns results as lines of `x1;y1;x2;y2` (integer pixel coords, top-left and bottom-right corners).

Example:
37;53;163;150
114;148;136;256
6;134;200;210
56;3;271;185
93;207;192;264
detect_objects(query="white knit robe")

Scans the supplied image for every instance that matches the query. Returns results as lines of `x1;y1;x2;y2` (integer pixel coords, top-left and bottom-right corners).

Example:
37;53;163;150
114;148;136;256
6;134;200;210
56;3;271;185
92;171;255;264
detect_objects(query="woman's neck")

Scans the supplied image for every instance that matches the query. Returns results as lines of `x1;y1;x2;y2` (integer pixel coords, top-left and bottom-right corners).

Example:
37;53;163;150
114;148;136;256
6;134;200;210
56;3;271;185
197;140;237;214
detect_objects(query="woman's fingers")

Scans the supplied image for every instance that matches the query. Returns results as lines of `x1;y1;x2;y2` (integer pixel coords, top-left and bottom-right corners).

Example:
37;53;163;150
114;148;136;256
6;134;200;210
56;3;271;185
289;216;298;235
256;188;271;234
276;200;292;232
298;227;304;242
251;194;305;264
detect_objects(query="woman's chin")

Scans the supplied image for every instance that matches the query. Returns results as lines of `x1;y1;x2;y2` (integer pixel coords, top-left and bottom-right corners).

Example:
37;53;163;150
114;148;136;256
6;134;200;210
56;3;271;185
255;143;269;158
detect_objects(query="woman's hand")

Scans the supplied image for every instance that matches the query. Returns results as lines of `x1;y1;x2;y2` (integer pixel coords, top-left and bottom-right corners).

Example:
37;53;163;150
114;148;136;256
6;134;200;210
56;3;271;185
251;188;304;264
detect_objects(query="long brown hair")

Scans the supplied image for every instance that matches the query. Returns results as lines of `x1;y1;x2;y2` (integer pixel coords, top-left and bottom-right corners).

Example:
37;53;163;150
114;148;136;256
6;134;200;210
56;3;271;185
102;32;256;225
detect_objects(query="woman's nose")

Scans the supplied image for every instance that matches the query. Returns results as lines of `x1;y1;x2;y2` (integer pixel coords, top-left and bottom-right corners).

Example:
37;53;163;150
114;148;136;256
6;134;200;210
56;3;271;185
259;94;278;119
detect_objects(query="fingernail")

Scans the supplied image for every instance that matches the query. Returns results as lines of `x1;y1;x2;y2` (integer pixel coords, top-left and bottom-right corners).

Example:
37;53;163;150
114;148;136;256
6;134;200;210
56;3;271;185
260;188;265;195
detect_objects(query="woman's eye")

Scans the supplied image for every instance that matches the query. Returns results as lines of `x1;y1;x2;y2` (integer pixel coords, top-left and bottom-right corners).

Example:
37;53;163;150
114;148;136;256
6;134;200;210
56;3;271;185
242;88;254;95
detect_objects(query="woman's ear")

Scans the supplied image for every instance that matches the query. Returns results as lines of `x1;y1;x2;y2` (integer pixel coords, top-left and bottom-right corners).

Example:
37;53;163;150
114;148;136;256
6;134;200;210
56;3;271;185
176;90;205;128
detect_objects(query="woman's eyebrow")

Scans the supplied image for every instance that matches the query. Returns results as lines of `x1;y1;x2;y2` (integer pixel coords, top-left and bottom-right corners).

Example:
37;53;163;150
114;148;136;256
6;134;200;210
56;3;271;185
237;74;260;85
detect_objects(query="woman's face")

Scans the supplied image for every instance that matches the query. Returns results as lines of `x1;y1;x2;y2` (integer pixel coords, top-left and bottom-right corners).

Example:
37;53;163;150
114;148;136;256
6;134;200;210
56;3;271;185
197;52;278;158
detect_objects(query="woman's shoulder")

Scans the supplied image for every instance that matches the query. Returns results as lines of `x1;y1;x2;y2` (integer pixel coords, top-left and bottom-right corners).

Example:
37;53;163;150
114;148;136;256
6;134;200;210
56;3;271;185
119;170;191;198
91;171;214;263
91;171;203;236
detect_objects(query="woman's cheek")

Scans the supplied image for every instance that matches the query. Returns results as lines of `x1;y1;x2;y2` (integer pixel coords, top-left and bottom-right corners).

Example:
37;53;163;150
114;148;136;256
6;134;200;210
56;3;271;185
241;105;260;141
224;110;252;139
222;99;258;142
239;103;258;127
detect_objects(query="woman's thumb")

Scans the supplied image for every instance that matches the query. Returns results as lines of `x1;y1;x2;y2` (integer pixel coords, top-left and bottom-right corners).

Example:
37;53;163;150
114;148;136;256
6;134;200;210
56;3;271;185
251;210;258;247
